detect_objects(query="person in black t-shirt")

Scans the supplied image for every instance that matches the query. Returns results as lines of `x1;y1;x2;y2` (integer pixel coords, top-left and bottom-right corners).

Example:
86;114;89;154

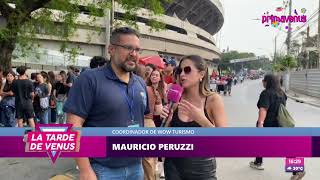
249;74;305;179
12;66;35;128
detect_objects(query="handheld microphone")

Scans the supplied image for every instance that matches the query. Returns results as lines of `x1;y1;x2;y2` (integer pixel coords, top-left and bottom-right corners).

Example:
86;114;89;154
161;84;183;127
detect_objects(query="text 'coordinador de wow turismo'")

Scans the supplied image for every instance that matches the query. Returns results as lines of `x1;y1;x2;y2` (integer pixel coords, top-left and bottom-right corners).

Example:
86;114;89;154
111;129;195;135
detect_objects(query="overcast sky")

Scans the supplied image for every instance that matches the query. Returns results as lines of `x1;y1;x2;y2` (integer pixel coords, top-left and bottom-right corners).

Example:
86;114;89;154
218;0;318;58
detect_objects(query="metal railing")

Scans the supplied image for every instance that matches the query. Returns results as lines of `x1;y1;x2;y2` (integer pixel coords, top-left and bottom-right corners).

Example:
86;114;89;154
290;69;320;98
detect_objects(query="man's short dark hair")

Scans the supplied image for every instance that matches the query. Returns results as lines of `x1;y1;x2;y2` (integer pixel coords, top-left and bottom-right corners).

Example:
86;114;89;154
90;56;107;69
31;73;37;80
68;65;75;71
110;27;139;44
16;66;27;75
60;70;66;75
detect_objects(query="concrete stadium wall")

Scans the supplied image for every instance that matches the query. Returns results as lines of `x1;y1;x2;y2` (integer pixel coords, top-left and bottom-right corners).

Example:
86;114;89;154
290;69;320;98
2;2;223;69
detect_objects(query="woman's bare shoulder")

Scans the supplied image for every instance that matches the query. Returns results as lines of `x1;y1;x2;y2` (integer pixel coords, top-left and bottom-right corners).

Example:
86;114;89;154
207;93;223;104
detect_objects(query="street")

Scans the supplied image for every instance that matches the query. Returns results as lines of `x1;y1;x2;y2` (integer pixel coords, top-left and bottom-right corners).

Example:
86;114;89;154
0;79;320;180
218;79;320;180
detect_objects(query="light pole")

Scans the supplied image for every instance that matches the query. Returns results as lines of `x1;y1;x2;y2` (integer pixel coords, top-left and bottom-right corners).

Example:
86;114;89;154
286;0;293;55
105;0;114;59
274;36;277;63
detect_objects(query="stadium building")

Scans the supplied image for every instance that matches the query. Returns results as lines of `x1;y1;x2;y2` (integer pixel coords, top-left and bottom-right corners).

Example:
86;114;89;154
1;0;224;72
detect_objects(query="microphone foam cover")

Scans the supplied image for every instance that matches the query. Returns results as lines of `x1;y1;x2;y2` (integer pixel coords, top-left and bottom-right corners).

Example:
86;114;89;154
167;84;183;103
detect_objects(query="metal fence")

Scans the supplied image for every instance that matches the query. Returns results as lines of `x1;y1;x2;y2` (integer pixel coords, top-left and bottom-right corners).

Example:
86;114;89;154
290;69;320;98
12;53;90;67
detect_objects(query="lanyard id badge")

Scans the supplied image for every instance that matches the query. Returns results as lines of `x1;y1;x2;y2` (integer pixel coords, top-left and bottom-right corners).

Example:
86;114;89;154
128;123;140;128
117;83;139;127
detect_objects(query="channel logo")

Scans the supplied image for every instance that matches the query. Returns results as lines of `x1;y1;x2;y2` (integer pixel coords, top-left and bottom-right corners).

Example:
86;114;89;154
25;124;80;163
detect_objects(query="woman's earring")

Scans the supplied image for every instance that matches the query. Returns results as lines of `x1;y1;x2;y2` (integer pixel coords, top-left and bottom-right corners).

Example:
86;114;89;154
200;78;202;82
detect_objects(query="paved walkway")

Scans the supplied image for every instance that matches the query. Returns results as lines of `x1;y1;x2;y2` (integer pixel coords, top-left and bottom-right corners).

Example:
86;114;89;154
49;169;78;180
286;90;320;108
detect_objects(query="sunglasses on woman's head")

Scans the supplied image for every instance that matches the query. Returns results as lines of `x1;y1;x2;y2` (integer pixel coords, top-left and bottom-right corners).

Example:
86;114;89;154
176;66;192;75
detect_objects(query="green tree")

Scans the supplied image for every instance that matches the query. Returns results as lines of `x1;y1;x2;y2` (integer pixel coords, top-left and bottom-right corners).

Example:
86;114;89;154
274;55;297;72
0;0;169;70
220;50;262;72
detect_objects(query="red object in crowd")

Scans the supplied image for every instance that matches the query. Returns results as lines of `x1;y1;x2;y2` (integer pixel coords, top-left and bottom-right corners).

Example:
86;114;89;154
164;75;173;84
139;56;165;69
211;71;218;78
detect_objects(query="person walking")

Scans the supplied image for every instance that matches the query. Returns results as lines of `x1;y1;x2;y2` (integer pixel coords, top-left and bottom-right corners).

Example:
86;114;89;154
249;74;306;180
64;27;149;180
161;55;227;180
226;75;233;96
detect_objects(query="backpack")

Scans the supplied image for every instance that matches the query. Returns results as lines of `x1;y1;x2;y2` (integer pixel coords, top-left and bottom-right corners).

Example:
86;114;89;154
40;96;49;110
49;94;56;108
277;103;295;127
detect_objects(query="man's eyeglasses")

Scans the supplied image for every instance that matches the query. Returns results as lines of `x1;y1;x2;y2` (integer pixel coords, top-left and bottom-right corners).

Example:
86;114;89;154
175;66;192;75
112;44;143;54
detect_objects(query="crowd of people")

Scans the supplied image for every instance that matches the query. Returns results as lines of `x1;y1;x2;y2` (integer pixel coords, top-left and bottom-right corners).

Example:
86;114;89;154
0;56;108;128
0;26;305;180
209;74;245;96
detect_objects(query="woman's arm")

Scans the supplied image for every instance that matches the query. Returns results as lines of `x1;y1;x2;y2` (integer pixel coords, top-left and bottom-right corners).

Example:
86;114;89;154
154;104;163;115
208;94;227;127
0;83;4;97
3;91;13;97
257;108;267;127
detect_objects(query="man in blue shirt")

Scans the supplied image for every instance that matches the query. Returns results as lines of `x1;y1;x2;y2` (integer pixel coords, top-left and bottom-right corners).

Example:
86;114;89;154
64;27;149;180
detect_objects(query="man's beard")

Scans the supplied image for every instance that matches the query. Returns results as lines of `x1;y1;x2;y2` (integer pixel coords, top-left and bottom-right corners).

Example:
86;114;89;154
120;58;137;72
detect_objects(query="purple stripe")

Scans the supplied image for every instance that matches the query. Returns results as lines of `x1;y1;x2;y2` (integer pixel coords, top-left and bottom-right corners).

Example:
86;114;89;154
312;137;320;157
107;136;312;157
0;137;106;157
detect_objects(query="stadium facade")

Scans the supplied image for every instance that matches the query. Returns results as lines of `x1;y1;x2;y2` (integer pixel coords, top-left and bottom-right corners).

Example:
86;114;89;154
1;0;224;72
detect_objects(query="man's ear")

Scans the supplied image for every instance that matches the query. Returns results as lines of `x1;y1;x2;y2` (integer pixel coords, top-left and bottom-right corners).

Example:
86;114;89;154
108;45;114;55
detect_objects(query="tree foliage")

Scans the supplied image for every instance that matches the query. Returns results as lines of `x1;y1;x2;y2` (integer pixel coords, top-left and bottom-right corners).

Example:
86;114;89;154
0;0;170;70
273;55;297;72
